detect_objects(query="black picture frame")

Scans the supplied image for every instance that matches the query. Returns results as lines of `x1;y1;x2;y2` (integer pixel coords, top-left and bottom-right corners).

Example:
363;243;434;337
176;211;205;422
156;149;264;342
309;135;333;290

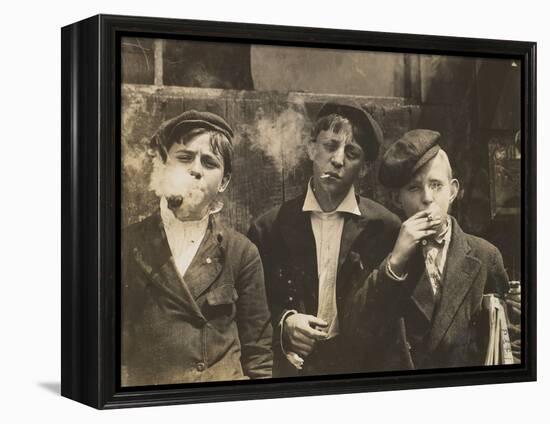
61;14;536;409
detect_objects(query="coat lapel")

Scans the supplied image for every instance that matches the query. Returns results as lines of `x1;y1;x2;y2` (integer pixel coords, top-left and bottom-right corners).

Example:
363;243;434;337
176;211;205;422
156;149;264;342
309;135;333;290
427;218;481;352
411;271;436;323
183;222;224;299
338;212;366;270
278;195;318;311
132;211;206;323
337;196;394;287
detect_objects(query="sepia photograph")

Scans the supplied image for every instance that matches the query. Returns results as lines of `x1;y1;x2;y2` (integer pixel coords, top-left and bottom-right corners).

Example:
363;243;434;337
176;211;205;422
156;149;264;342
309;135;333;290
120;36;523;387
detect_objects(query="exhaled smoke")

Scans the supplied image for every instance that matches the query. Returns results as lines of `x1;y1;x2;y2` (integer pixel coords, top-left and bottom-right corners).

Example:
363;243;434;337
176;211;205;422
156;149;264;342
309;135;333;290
252;105;308;175
149;156;207;220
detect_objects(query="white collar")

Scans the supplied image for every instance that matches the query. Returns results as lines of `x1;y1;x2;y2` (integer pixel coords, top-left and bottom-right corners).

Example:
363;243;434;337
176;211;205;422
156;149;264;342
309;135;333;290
302;180;361;216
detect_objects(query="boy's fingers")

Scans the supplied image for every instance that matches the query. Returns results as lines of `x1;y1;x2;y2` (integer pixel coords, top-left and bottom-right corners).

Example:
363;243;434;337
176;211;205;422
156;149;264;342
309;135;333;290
306;327;329;341
307;316;328;328
293;344;314;357
410;220;442;233
294;332;315;346
409;210;431;220
415;229;437;240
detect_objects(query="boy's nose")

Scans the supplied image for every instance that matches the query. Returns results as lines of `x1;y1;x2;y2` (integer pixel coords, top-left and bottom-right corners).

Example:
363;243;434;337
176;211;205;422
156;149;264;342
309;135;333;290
421;186;434;204
189;159;203;179
330;147;345;168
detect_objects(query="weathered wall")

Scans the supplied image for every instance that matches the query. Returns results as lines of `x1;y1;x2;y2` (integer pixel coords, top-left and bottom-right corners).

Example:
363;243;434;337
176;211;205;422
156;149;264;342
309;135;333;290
251;46;407;97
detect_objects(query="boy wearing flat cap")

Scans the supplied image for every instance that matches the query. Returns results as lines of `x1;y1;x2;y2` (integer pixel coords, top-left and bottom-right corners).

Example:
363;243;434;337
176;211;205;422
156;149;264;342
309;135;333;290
348;129;518;370
248;101;401;377
122;110;273;386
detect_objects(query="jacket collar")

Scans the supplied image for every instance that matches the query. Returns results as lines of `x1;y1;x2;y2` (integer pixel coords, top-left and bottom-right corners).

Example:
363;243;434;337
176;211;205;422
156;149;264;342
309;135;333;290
302;180;361;216
278;190;389;278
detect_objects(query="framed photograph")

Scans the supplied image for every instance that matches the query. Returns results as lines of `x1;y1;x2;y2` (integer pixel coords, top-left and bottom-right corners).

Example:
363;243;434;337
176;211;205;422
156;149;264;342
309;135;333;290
61;14;536;409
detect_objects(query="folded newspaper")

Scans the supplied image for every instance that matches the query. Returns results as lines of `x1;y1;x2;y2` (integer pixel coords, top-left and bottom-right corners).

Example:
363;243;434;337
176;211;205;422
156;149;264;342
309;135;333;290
483;294;515;365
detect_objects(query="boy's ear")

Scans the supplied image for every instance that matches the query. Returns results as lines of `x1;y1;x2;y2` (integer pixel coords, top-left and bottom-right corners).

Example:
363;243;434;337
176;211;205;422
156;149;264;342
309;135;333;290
218;173;231;193
449;178;460;205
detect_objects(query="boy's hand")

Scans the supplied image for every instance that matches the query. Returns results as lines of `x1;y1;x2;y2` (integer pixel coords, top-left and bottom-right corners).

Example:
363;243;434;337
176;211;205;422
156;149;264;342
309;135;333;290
283;313;328;358
389;209;442;276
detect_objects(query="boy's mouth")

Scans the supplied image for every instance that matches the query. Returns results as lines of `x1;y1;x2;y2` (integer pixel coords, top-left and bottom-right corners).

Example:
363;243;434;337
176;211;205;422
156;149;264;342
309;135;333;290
167;195;184;210
320;171;341;180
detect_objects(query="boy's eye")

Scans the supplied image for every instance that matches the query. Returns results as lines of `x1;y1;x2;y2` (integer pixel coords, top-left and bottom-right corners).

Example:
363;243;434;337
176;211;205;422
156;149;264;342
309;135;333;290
430;182;443;190
202;157;221;169
345;148;361;160
407;185;420;192
176;154;193;162
323;142;339;152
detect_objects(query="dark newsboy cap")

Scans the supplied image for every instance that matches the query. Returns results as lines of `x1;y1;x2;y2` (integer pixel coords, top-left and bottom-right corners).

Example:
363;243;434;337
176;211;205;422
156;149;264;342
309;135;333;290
378;129;441;188
150;110;234;151
316;100;383;161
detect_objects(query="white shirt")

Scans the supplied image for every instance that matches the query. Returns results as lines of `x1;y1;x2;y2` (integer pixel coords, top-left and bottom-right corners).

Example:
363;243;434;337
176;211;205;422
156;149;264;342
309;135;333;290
160;197;209;278
302;182;361;339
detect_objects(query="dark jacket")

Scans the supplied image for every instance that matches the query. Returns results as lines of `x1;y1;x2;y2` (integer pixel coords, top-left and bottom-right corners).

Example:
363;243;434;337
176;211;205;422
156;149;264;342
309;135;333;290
345;216;515;371
122;211;273;386
248;193;401;377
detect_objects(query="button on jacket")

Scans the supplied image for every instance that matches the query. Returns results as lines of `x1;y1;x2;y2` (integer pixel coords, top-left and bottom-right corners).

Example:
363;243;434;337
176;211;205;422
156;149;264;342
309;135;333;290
121;211;273;386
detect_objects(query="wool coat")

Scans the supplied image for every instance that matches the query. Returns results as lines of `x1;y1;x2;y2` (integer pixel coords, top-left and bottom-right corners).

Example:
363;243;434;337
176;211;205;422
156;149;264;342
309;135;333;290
122;211;273;386
344;216;517;371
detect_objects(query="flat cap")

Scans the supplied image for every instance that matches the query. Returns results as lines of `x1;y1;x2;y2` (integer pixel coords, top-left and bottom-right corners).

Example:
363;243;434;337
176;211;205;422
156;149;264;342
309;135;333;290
378;129;441;188
150;110;234;150
316;100;383;161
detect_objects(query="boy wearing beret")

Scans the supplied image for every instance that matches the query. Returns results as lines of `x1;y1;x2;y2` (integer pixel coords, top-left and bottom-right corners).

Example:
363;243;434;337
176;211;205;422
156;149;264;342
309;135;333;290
348;129;518;370
248;101;401;377
121;110;273;386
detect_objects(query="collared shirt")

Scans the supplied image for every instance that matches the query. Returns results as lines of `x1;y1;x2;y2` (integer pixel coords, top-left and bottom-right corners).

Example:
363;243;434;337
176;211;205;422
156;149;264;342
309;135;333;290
302;181;362;339
160;197;209;278
422;217;452;295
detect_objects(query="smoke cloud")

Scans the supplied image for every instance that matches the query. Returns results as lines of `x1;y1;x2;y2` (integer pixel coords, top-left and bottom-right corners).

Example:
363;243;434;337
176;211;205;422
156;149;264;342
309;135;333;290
252;105;309;175
149;156;209;220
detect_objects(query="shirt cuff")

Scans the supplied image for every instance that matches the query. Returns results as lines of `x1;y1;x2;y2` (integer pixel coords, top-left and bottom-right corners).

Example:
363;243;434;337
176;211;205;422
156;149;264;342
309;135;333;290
278;309;297;356
386;255;408;281
278;310;305;369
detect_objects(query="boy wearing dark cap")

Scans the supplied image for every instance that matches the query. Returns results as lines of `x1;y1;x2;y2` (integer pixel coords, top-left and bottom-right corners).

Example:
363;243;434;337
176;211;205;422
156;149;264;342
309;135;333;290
350;129;518;370
248;101;401;377
121;110;273;386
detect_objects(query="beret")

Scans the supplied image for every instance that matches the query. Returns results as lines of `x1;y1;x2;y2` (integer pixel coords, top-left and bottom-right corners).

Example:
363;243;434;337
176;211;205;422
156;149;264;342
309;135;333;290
378;129;441;188
316;100;383;161
150;110;234;150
